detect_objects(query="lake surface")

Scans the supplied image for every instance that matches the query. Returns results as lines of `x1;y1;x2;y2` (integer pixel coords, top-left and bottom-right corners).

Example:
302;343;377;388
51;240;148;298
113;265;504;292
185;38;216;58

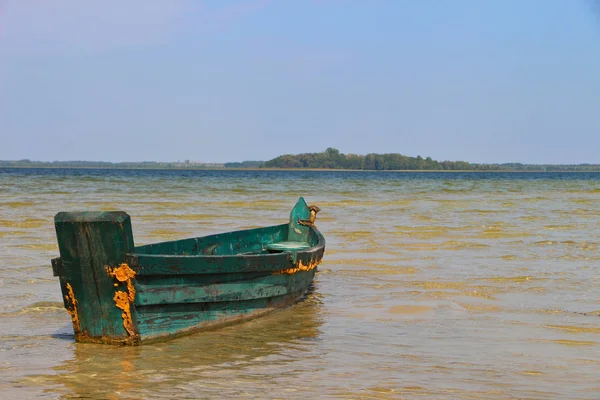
1;168;599;399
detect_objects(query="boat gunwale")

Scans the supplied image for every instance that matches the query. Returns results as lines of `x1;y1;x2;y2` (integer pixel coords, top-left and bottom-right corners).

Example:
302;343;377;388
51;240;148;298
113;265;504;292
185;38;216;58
128;225;326;261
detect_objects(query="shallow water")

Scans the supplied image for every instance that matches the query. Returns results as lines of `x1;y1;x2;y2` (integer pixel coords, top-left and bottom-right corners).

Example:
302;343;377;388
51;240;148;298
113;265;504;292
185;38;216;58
1;169;600;399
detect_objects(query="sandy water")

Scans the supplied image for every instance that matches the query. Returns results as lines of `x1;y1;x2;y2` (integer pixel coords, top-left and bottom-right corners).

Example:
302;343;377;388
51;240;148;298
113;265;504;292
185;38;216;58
1;169;599;399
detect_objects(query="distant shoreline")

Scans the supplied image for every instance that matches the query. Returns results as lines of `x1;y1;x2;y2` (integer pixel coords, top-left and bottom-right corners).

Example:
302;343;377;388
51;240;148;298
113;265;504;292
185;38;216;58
4;147;600;172
1;166;598;173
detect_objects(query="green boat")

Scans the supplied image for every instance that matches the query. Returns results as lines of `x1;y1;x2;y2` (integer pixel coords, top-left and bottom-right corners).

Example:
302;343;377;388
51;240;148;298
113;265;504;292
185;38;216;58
50;197;325;345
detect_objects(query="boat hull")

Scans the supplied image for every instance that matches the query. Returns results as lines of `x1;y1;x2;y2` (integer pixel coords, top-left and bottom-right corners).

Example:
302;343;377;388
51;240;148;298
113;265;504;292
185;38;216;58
51;198;325;345
67;271;316;345
137;272;315;344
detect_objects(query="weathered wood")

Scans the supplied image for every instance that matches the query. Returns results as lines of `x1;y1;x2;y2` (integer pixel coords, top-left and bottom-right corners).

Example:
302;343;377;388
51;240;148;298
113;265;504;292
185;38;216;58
54;211;139;344
134;271;311;305
51;257;61;277
136;286;314;342
127;252;292;276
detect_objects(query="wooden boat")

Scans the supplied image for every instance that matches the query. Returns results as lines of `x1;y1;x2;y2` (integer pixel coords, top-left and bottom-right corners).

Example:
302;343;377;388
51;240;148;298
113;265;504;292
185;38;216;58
50;197;325;345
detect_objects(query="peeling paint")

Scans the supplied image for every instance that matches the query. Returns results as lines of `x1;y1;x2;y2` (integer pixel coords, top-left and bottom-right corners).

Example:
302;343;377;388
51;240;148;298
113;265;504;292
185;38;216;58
107;263;136;282
275;259;320;275
107;263;136;302
113;291;136;336
106;263;137;334
64;283;81;334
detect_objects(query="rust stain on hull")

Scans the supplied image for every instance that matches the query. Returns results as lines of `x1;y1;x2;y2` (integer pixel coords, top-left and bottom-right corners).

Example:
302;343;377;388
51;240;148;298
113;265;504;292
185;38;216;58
275;259;320;275
64;283;81;335
106;263;137;336
106;263;136;282
113;290;136;336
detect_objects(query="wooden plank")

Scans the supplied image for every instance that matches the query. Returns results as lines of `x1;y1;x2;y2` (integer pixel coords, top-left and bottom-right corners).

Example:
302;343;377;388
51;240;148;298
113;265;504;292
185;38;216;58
135;271;271;286
136;283;314;342
134;272;309;306
127;251;294;276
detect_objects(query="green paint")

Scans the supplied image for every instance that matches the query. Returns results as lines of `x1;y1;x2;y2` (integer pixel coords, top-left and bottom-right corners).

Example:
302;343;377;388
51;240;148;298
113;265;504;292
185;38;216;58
288;197;311;242
51;198;325;345
54;211;139;344
135;272;312;306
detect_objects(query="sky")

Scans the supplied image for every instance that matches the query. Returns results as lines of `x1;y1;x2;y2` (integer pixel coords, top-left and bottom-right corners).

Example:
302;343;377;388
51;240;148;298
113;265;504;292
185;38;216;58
0;0;599;164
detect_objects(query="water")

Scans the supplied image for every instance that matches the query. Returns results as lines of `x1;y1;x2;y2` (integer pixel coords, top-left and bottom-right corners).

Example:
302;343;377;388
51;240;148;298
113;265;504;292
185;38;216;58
1;168;600;399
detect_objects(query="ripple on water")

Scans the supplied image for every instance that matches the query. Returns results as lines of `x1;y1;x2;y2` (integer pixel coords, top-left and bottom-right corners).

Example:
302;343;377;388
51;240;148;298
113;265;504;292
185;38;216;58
407;280;502;300
337;265;418;276
320;200;372;207
396;240;490;251
455;302;503;313
205;199;289;209
533;339;598;347
393;225;449;239
0;219;48;229
0;201;37;208
0;302;64;318
482;275;539;283
13;243;58;251
479;227;532;239
154;213;220;221
544;325;600;334
0;230;28;237
388;305;434;314
148;229;193;240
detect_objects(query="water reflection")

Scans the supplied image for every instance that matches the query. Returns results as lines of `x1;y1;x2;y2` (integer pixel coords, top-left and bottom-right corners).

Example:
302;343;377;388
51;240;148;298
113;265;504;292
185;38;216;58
44;294;323;399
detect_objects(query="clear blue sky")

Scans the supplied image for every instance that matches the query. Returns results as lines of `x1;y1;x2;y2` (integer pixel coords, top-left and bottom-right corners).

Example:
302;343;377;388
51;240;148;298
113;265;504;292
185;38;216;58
1;0;599;164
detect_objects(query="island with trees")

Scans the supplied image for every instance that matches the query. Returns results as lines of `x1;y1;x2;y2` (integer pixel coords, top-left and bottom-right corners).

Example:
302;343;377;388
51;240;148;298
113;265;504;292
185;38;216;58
261;148;600;171
262;148;494;170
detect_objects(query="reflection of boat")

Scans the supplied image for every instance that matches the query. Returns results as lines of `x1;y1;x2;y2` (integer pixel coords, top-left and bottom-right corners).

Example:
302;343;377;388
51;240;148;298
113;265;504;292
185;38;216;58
50;197;325;345
41;296;323;399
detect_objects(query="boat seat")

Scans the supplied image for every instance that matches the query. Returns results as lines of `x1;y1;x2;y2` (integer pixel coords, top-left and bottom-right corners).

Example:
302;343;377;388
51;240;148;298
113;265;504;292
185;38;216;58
265;241;310;252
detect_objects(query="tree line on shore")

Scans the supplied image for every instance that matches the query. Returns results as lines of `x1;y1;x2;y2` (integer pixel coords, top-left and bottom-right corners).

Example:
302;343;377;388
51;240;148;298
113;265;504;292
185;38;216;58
0;160;224;169
2;149;599;171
